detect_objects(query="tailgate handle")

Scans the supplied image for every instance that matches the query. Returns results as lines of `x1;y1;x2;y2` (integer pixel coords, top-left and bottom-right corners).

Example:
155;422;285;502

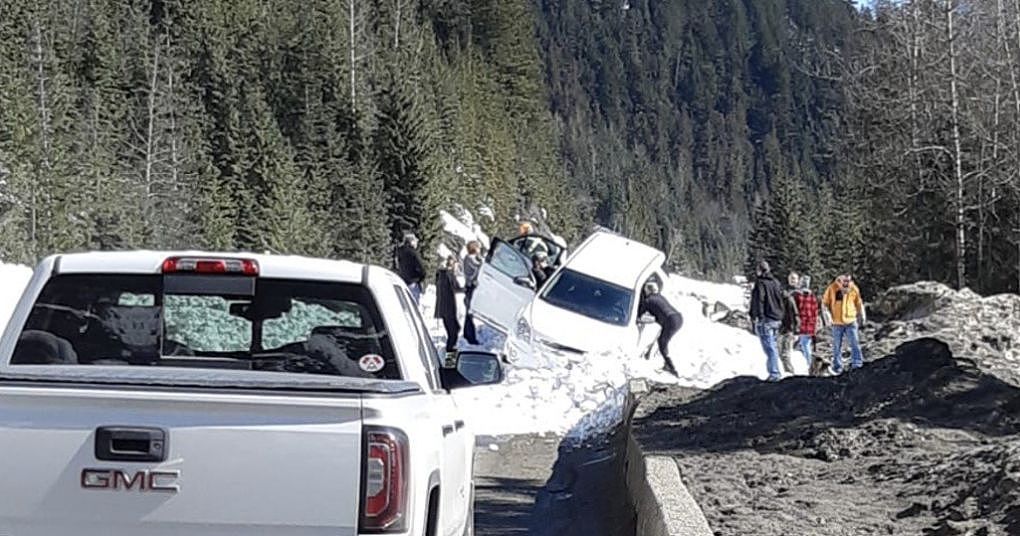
95;426;168;463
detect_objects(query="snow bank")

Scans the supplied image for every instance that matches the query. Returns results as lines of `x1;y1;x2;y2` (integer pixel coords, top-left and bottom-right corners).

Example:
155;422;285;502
0;262;32;334
450;347;674;442
668;274;748;312
439;206;490;253
662;275;772;388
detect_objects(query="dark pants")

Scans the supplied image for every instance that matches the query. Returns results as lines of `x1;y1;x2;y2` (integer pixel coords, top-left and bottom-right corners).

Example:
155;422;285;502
442;316;461;352
463;286;479;345
658;313;683;370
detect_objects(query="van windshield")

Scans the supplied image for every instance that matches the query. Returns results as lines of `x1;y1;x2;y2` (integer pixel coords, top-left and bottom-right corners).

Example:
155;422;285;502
10;274;401;380
539;269;633;326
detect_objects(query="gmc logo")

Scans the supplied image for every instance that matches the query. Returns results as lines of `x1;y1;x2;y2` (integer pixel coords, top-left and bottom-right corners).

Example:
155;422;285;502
80;468;180;493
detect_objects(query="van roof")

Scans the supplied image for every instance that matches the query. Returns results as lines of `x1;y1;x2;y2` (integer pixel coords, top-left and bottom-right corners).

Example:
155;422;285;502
562;232;665;288
52;251;369;284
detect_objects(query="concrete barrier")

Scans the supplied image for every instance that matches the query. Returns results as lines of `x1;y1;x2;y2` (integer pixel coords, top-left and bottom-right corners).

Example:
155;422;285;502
626;380;713;536
626;437;713;536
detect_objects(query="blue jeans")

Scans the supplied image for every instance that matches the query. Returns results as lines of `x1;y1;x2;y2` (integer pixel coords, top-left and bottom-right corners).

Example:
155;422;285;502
832;324;863;372
409;282;423;305
798;335;813;370
757;320;782;379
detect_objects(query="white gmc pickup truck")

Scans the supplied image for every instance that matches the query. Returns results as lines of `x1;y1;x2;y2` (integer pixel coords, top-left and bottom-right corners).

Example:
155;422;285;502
0;251;501;536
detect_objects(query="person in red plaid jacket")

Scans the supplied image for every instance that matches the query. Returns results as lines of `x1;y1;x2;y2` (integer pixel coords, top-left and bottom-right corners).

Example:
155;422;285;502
792;276;827;374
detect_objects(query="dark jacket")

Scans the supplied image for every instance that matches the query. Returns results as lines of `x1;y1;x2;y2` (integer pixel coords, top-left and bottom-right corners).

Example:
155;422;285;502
532;265;554;288
639;294;682;325
434;269;462;322
395;245;426;285
780;289;801;334
750;274;785;323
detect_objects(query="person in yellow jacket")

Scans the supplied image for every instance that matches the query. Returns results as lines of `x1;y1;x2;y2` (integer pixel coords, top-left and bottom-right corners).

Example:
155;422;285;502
822;274;866;373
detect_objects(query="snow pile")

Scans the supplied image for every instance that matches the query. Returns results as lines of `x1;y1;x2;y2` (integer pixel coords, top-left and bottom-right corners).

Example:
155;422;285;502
451;346;674;442
438;205;491;257
668;274;748;312
662;275;778;387
0;262;32;334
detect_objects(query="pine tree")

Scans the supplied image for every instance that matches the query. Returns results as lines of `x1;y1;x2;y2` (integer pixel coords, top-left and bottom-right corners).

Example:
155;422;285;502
374;82;436;248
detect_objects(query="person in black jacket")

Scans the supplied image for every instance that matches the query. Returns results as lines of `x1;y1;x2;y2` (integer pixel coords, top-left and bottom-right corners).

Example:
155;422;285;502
531;251;555;289
639;281;682;377
434;256;463;356
395;233;427;305
749;260;786;381
461;241;483;345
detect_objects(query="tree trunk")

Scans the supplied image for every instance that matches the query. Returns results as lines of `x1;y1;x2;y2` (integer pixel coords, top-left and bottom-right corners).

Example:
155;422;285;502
31;19;51;257
1013;0;1020;291
393;0;401;49
349;0;357;109
945;0;966;289
167;34;179;200
144;40;161;209
910;1;923;185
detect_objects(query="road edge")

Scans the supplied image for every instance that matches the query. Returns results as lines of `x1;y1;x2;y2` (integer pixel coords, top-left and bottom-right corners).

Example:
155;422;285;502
626;379;713;536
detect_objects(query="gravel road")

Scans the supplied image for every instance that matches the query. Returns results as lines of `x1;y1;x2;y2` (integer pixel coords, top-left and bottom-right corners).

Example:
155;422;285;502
472;431;636;536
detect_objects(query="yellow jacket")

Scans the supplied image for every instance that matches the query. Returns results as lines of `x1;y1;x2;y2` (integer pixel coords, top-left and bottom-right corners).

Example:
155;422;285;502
822;281;864;326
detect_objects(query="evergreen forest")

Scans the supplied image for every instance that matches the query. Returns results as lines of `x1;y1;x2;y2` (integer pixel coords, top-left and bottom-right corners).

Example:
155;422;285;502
2;0;1020;295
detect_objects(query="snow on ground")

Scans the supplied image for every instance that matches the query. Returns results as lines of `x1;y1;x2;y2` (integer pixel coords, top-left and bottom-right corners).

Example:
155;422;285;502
668;273;748;312
661;274;778;387
440;205;491;253
0;262;32;334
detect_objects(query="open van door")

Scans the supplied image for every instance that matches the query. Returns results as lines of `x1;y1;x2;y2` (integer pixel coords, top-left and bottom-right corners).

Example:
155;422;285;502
470;239;536;333
507;234;567;267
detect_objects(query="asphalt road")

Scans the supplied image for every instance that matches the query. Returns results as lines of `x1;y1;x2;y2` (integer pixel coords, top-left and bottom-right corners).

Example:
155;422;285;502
472;432;636;536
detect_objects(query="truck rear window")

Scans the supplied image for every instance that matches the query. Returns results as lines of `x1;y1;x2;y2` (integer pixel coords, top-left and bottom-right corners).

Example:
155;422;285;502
10;274;401;380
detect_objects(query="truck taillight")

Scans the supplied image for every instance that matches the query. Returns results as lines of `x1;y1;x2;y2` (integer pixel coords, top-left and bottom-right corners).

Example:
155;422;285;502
161;256;259;276
360;427;409;533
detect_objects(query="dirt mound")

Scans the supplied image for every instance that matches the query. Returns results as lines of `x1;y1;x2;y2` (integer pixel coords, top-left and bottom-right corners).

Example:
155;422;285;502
633;338;1020;535
637;338;1020;454
864;283;1020;386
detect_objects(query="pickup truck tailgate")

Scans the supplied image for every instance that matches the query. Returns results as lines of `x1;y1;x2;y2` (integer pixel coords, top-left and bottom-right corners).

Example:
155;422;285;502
0;385;364;536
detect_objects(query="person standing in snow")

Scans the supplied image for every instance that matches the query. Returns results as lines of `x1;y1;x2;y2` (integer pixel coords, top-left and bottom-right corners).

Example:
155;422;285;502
793;275;825;373
778;272;801;375
638;280;681;377
462;241;482;346
822;274;866;374
395;233;427;305
434;256;463;360
749;260;786;382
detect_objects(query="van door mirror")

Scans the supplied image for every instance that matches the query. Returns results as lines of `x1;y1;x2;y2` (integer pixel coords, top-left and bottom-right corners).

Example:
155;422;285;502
440;351;503;390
